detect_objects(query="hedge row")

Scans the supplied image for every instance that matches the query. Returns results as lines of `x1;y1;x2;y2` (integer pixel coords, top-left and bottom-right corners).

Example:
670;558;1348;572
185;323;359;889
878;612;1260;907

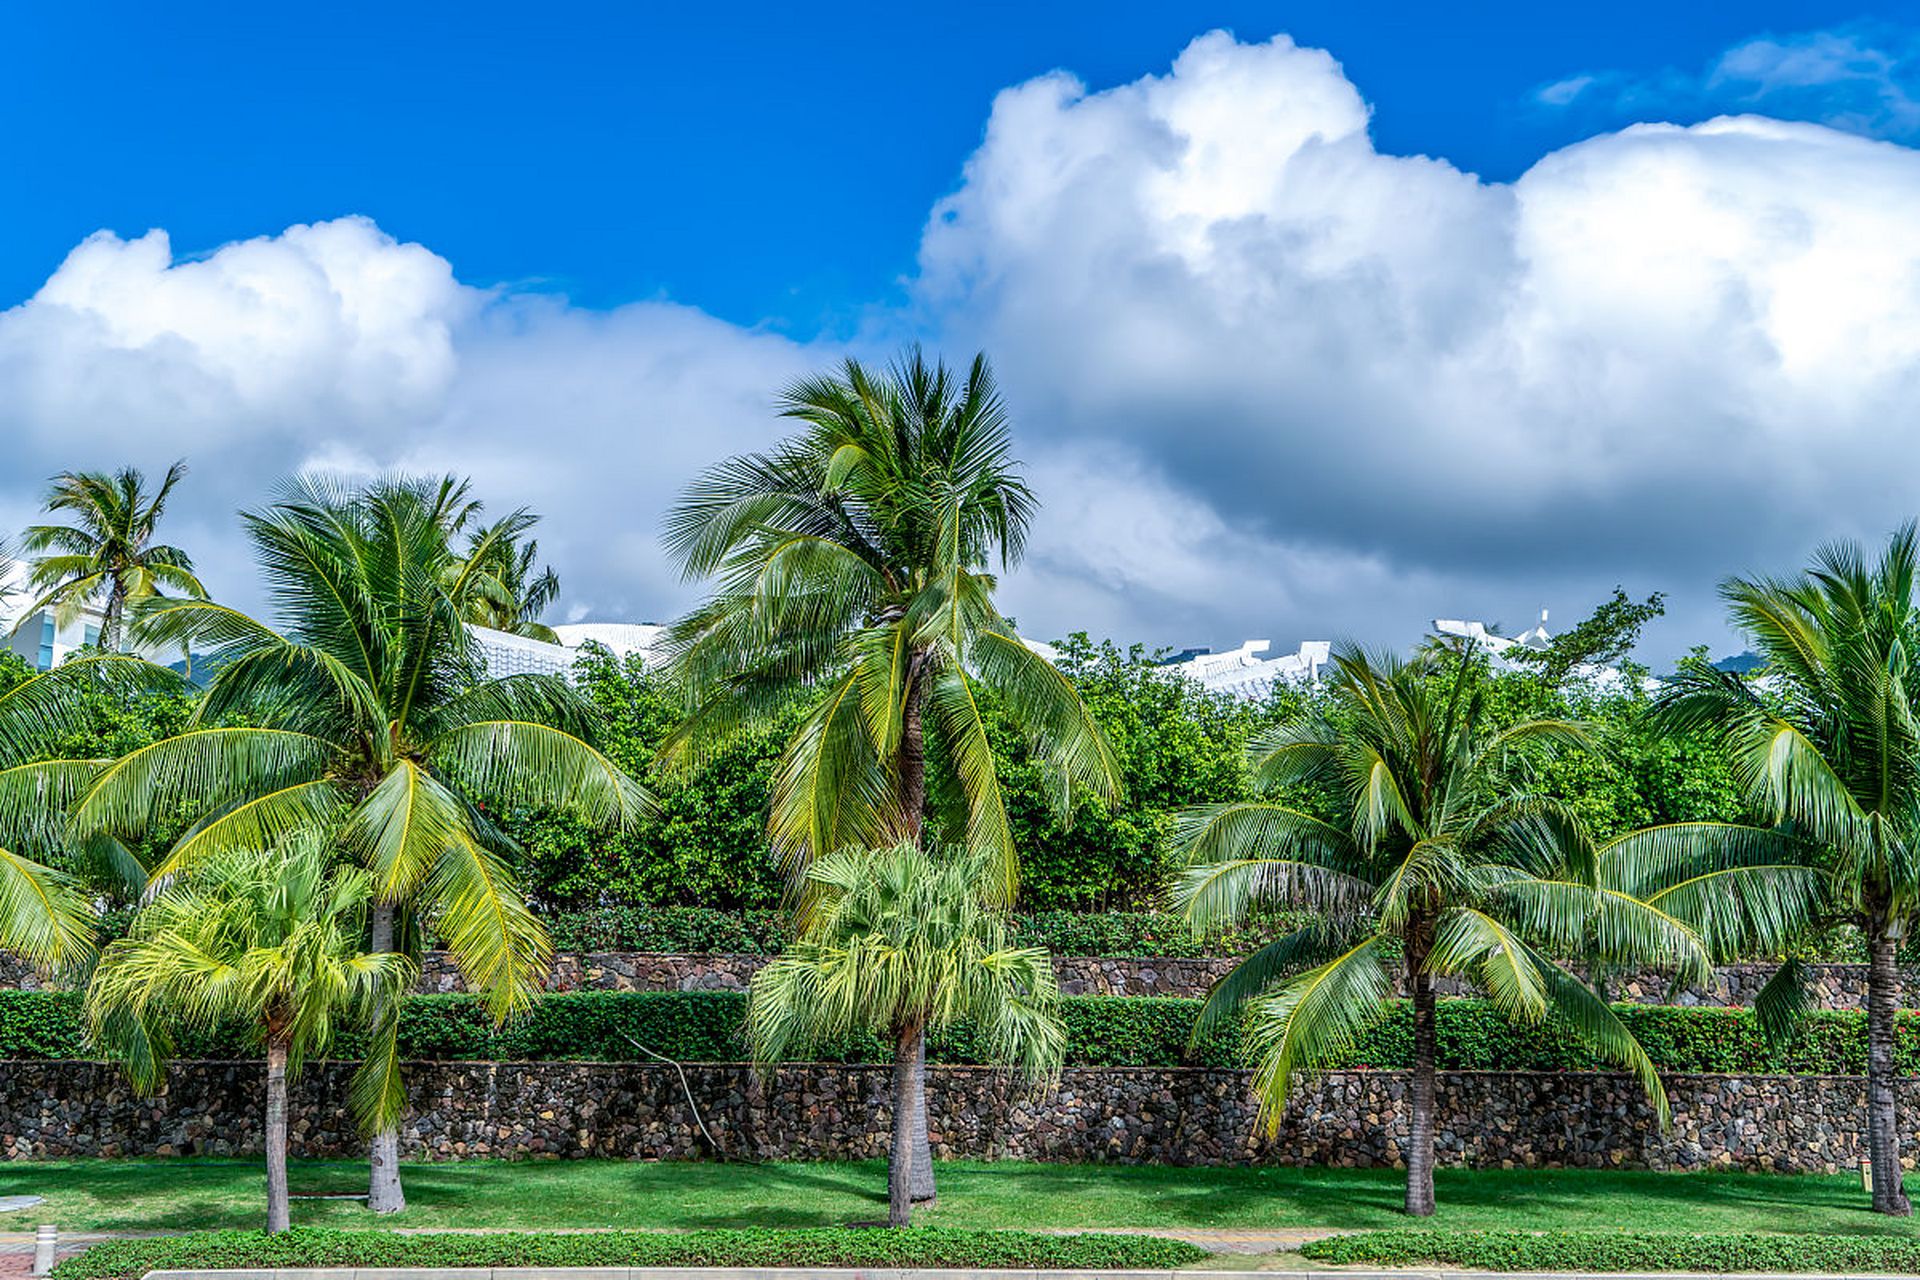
10;989;1920;1073
534;903;1307;958
1300;1229;1920;1273
52;1226;1209;1280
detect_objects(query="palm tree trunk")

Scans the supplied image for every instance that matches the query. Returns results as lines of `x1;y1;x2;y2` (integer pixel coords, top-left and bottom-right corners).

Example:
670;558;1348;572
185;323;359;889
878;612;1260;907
1867;907;1911;1215
366;902;407;1215
889;1022;921;1227
101;577;126;653
899;666;936;1205
265;1029;292;1234
1405;925;1438;1218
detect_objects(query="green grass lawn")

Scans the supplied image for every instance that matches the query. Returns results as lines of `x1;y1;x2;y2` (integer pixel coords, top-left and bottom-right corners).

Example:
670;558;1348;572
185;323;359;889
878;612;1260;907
2;1158;1914;1237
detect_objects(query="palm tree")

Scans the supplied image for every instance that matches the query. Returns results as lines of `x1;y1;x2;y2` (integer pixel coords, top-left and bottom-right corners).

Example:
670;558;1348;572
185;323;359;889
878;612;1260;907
70;473;651;1215
452;510;563;643
87;841;415;1233
1172;645;1710;1216
18;462;206;651
662;348;1119;1202
1659;526;1920;1215
0;657;160;975
747;842;1064;1225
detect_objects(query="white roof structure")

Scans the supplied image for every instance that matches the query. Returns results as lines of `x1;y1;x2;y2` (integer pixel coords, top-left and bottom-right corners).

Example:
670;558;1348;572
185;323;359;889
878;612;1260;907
1164;639;1332;701
1432;610;1657;694
472;622;666;680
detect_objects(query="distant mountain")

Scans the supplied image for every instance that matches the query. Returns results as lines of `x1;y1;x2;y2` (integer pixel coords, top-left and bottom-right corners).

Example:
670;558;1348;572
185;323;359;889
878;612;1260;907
1714;651;1764;675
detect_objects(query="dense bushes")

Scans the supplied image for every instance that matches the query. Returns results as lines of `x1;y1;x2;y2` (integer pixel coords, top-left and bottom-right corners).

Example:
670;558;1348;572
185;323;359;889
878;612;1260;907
1300;1230;1920;1273
531;903;1308;957
52;1226;1208;1279
9;989;1920;1072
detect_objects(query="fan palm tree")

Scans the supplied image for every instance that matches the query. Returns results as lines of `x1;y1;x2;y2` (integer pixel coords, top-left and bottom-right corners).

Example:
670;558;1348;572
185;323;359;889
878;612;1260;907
1172;645;1712;1216
87;841;415;1233
748;842;1064;1226
18;461;206;651
662;348;1120;1201
1659;526;1920;1215
452;511;563;643
69;473;651;1215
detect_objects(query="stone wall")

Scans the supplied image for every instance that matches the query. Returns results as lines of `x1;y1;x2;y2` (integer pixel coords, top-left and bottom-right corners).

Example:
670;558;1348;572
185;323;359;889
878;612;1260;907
4;949;1908;1007
2;1059;1901;1173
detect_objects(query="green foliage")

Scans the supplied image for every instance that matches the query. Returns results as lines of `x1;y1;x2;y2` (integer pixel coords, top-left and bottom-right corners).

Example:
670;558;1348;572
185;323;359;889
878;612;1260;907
1300;1230;1920;1273
1505;587;1666;684
505;645;802;909
52;1226;1208;1280
983;634;1319;908
12;989;1920;1072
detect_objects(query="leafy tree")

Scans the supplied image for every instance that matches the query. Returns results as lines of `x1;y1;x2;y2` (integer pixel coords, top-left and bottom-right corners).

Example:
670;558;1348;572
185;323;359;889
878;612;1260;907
746;843;1063;1225
662;349;1120;1201
1661;526;1920;1215
1507;588;1667;685
1172;645;1706;1216
70;473;650;1215
18;461;206;651
509;645;802;909
86;842;414;1233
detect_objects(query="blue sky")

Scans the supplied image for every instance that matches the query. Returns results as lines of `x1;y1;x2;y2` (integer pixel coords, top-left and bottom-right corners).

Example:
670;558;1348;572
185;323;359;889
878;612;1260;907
4;1;1908;331
5;5;1920;658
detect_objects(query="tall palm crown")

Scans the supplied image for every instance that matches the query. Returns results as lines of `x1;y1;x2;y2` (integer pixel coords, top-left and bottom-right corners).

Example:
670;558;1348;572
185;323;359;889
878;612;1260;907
663;349;1119;895
87;841;415;1233
20;461;206;650
71;474;651;1015
1661;526;1920;1215
748;842;1065;1226
453;511;563;643
1174;646;1709;1215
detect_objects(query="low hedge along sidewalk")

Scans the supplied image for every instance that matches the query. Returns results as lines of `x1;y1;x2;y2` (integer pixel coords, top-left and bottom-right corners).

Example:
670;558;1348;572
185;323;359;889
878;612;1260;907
1301;1229;1920;1273
51;1226;1209;1279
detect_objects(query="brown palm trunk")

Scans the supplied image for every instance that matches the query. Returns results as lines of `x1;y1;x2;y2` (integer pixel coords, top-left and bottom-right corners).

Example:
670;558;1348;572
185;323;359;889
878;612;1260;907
367;902;407;1214
1405;924;1438;1217
101;578;127;653
265;1027;292;1234
898;669;937;1204
889;1022;921;1227
1867;906;1911;1215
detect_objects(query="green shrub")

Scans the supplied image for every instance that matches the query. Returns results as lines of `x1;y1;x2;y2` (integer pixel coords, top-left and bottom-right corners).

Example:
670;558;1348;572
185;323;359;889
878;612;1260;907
1300;1229;1920;1273
52;1225;1208;1279
12;989;1918;1071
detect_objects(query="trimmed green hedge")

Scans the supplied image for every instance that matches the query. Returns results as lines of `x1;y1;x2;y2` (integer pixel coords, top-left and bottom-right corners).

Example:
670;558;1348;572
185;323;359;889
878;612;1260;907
7;989;1917;1071
533;904;1303;958
51;1226;1208;1279
1300;1229;1920;1273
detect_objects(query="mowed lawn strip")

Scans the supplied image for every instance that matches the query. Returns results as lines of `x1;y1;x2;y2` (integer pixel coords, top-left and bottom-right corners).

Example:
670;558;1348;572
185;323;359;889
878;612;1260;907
2;1159;1915;1236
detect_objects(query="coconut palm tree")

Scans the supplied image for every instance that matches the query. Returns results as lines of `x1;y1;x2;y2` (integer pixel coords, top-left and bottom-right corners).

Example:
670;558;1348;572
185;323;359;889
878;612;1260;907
70;473;651;1215
0;657;163;974
747;842;1064;1226
18;461;206;651
452;510;563;643
87;840;415;1233
1659;526;1920;1215
662;348;1119;1202
1172;645;1711;1216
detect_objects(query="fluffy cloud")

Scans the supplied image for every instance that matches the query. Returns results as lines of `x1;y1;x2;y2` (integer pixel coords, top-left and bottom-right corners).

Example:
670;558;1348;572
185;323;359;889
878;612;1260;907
922;31;1920;654
8;32;1920;660
0;217;818;623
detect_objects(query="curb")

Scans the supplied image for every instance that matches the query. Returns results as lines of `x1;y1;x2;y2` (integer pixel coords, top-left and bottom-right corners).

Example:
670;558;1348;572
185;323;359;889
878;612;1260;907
133;1270;1920;1280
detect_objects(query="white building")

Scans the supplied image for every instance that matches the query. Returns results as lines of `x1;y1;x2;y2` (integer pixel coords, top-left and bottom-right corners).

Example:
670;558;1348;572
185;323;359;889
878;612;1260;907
472;622;666;679
1161;639;1332;701
0;562;106;671
1432;610;1655;693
